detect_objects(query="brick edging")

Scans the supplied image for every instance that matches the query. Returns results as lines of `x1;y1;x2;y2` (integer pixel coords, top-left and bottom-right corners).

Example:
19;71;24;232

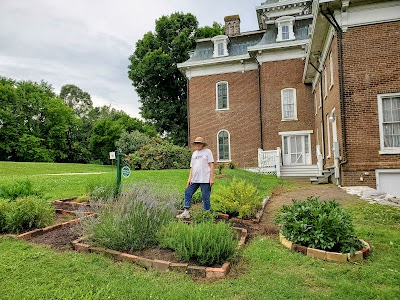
279;233;370;262
72;227;248;278
17;210;95;239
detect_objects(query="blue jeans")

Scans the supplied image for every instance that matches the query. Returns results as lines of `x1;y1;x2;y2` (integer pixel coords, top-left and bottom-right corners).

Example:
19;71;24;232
184;183;211;210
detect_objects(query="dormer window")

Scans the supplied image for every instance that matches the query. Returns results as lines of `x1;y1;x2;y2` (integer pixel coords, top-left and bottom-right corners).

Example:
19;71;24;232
211;35;229;58
275;16;295;42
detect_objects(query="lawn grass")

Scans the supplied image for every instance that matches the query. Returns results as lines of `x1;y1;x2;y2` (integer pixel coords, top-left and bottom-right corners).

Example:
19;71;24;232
0;162;399;299
0;162;282;201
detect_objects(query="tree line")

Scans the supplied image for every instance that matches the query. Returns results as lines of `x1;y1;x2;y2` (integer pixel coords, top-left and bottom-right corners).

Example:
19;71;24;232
0;78;156;164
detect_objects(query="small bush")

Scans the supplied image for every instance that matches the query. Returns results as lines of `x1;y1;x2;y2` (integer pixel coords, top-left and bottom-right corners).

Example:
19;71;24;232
191;191;203;204
87;181;117;201
212;178;262;219
0;180;43;201
275;197;364;254
85;183;179;252
2;196;54;234
130;140;191;170
0;200;8;232
217;163;225;175
190;206;218;224
159;221;237;266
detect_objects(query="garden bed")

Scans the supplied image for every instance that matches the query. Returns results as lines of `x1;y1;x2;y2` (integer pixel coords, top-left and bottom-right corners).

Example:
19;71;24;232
71;226;248;278
16;209;94;250
279;233;371;262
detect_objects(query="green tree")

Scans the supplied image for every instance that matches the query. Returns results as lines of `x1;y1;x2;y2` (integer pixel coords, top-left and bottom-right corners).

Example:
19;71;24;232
128;13;224;145
59;84;93;118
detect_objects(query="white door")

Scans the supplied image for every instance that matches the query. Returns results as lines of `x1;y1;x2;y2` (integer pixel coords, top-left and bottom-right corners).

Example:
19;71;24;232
283;135;311;166
376;170;400;198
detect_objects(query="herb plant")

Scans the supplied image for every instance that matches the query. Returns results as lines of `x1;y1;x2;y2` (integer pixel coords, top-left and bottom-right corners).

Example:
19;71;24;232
275;197;364;254
212;178;262;219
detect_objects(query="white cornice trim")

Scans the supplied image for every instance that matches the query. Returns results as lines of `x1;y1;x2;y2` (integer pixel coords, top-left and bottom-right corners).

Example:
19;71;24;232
181;61;258;78
336;1;400;29
256;48;306;63
279;130;313;136
248;39;308;52
177;54;251;69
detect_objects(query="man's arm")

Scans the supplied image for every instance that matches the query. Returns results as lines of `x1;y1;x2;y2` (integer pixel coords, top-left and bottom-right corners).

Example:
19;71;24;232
187;168;192;188
209;162;215;186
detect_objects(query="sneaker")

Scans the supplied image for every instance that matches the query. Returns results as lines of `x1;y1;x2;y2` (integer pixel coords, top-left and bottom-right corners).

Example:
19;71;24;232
176;210;190;219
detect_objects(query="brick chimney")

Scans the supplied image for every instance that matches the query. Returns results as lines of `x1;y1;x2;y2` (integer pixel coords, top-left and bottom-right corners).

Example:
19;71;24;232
224;15;240;36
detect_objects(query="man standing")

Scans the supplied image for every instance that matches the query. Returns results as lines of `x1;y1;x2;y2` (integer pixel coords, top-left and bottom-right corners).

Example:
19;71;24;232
177;136;214;219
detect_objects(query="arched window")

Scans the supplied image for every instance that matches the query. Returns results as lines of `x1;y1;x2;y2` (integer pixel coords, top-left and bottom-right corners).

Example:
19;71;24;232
217;130;231;161
281;88;297;120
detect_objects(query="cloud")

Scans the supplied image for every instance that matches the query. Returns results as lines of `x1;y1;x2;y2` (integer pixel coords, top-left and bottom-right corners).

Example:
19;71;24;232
0;0;262;119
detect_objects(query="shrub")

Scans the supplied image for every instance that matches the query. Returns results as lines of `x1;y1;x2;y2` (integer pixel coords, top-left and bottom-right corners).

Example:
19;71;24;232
116;130;152;154
190;206;218;224
85;183;179;252
3;196;54;234
130;140;191;170
86;181;117;202
0;200;8;232
159;221;237;266
275;197;365;254
217;163;225;175
0;180;43;201
212;178;262;219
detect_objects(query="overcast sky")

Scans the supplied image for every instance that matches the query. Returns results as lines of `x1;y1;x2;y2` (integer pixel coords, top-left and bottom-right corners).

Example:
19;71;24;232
0;0;262;118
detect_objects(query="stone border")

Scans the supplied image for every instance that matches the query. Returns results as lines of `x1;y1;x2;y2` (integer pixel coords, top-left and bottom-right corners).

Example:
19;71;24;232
17;209;94;240
53;197;90;210
279;233;370;262
230;196;269;224
72;226;248;279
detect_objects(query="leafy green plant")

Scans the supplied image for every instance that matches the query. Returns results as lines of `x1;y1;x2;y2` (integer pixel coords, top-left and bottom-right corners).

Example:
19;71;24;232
190;206;218;224
212;178;262;219
0;180;43;201
191;191;203;204
159;221;237;266
275;197;364;254
85;183;179;252
3;196;54;234
228;162;235;169
131;140;191;170
86;181;117;201
217;163;225;175
0;200;8;232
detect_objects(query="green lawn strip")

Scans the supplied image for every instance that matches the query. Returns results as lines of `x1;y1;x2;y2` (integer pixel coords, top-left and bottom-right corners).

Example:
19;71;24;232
0;161;113;176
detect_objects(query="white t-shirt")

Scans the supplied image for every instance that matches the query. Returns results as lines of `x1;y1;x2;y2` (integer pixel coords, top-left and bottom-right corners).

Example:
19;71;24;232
190;148;214;183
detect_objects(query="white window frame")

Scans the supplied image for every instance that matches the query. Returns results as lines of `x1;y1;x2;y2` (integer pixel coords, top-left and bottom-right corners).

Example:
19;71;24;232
211;35;229;58
314;90;318;115
281;88;297;121
323;68;328;99
320;122;324;158
216;81;229;110
217;130;231;162
275;16;295;42
329;52;334;90
326;114;331;159
378;93;400;154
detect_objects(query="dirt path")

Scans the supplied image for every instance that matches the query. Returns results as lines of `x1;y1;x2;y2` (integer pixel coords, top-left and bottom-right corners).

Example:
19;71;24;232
257;179;362;236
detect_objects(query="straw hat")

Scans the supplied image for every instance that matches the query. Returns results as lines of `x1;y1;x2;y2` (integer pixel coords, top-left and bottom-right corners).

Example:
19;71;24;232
192;136;207;146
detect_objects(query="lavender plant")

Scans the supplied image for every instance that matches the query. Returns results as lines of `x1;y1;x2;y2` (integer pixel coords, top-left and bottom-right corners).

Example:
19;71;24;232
84;182;179;252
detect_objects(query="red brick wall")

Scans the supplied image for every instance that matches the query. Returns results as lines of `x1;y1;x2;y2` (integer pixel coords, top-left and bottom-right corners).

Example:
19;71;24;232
188;69;261;167
314;36;342;168
261;59;315;162
340;21;400;186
